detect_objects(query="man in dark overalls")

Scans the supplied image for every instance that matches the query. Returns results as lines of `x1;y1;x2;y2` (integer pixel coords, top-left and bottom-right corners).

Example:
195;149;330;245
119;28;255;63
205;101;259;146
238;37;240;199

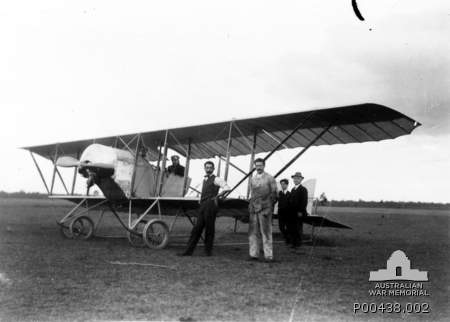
178;161;230;256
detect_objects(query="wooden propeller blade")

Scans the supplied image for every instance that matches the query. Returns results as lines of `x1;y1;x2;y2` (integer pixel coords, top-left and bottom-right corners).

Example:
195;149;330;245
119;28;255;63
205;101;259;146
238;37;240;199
56;156;80;167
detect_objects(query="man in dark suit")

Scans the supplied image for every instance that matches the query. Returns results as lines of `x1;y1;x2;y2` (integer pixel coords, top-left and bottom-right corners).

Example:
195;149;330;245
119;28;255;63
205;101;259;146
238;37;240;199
167;155;185;177
288;172;308;248
277;179;290;244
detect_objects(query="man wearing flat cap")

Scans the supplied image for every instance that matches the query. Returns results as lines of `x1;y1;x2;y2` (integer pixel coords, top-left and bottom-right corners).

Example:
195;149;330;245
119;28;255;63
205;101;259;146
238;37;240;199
288;172;308;248
167;155;185;177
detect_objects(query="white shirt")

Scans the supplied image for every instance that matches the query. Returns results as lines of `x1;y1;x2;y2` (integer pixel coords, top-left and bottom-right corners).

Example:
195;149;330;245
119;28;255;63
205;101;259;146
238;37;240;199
292;184;301;191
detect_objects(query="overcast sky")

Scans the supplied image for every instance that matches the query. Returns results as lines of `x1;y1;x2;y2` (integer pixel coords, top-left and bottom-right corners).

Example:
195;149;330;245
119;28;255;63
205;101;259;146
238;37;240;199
0;0;449;202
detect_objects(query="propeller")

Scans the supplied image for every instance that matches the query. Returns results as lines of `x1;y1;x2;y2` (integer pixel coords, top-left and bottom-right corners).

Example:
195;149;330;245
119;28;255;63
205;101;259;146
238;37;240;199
56;156;115;169
56;156;80;167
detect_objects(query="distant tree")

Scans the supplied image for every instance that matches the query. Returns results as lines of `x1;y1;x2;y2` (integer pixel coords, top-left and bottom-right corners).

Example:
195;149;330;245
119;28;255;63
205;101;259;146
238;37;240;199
0;191;47;199
327;199;450;210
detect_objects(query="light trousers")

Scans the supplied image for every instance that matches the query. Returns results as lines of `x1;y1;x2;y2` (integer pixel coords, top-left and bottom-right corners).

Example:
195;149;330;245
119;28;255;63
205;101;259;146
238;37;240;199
248;208;273;259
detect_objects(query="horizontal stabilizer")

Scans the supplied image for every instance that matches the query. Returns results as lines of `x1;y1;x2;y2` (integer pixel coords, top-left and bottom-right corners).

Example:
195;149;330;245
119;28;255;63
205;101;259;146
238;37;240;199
303;216;351;229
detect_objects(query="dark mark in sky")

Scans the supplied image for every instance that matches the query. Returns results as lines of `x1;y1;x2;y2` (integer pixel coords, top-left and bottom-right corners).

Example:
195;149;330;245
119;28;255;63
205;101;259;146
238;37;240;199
352;0;365;21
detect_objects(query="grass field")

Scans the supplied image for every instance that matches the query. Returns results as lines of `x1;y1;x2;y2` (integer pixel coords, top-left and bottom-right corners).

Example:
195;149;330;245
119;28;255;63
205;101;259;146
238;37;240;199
0;198;448;321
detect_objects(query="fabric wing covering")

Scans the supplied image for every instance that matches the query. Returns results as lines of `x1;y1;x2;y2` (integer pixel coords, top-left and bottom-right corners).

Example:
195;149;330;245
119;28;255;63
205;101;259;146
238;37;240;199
23;103;420;161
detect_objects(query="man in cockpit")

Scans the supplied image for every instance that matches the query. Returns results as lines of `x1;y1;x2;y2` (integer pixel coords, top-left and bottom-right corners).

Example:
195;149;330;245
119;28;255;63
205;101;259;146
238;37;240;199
167;155;185;177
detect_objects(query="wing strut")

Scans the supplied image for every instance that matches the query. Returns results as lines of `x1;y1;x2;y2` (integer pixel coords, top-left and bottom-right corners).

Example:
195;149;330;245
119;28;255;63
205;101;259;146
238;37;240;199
183;139;192;195
246;131;257;199
70;150;80;194
225;112;315;197
274;124;332;178
130;134;142;197
50;145;59;194
224;121;234;181
157;130;169;196
30;152;50;194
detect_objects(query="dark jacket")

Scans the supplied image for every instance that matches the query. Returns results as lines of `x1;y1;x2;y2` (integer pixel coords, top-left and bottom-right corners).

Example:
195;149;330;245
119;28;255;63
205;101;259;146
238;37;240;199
289;185;308;217
167;164;185;177
278;190;290;213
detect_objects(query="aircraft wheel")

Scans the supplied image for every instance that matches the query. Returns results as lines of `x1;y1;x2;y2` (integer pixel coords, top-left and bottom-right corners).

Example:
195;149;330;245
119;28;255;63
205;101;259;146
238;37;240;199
142;219;169;249
70;216;94;240
60;224;73;239
127;220;148;248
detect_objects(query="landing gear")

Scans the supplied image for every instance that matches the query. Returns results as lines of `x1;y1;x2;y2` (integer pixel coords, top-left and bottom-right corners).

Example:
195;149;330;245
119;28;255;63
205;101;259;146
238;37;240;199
58;198;175;250
143;219;170;249
127;220;148;247
60;224;72;239
69;216;95;240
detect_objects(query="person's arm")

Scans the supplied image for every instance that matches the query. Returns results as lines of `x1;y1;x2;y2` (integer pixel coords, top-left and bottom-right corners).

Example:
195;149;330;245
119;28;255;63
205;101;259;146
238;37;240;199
300;187;308;214
214;177;231;198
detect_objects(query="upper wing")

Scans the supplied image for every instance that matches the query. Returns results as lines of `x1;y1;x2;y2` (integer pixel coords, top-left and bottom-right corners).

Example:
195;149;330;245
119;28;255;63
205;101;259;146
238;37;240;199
22;103;420;161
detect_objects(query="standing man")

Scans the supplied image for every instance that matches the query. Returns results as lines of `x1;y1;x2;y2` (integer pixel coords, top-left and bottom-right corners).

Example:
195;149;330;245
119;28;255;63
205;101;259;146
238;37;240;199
288;172;308;248
277;179;291;244
178;161;230;256
167;155;185;177
248;158;278;262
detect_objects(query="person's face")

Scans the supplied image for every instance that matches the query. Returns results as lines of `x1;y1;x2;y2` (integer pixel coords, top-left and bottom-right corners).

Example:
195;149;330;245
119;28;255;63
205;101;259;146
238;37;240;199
254;161;265;174
172;158;179;166
280;182;288;190
293;176;303;185
204;163;215;175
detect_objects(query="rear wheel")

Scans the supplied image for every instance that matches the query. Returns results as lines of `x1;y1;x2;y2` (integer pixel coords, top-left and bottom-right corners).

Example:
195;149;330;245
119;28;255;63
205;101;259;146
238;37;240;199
143;219;169;249
127;220;147;247
70;216;94;240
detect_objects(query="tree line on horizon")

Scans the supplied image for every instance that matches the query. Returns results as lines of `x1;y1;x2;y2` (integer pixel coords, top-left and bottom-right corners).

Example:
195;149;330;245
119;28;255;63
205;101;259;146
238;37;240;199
1;190;449;210
324;199;450;210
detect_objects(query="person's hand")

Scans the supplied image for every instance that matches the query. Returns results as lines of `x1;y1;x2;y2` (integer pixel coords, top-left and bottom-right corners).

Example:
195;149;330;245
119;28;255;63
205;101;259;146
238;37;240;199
217;191;229;199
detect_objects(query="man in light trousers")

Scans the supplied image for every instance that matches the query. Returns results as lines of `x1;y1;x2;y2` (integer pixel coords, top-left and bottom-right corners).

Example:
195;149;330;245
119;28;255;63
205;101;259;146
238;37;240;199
248;158;278;262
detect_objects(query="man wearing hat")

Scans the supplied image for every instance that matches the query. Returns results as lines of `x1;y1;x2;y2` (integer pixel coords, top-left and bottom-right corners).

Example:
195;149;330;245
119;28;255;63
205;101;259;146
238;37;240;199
167;155;185;177
288;172;309;248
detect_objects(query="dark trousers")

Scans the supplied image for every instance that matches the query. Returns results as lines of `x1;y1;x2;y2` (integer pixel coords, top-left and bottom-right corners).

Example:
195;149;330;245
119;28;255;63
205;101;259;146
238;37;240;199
278;209;290;242
287;213;303;247
184;200;218;255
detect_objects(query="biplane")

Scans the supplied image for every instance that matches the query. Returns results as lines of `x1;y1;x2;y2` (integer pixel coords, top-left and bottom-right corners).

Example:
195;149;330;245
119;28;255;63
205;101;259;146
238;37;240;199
22;103;420;249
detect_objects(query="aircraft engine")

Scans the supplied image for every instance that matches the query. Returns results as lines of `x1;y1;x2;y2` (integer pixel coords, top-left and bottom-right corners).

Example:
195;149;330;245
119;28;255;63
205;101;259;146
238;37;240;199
56;143;157;199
